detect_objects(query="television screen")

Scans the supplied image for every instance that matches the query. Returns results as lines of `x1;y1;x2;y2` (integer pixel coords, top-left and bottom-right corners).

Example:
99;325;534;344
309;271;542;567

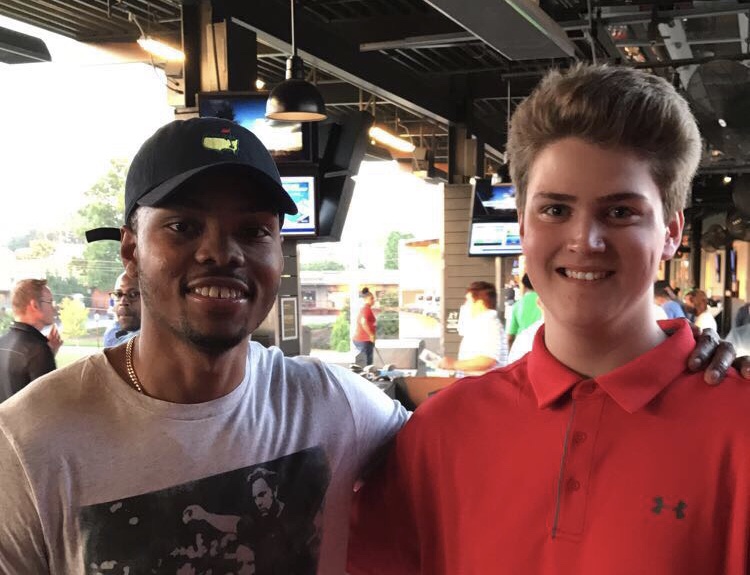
198;92;311;162
281;175;316;237
468;221;522;256
472;179;517;217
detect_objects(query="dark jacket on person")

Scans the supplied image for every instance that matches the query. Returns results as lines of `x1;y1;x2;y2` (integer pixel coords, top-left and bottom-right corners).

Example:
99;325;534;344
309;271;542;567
0;321;56;403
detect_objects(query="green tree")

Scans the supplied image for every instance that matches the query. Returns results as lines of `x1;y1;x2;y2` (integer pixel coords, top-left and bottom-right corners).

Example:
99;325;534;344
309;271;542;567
58;297;88;339
46;274;89;304
0;308;12;333
384;231;414;270
70;159;129;291
301;260;345;271
329;305;351;352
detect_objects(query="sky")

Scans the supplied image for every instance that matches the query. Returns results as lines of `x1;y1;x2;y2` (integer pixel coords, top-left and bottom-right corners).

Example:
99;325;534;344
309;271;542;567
0;16;442;252
0;15;174;244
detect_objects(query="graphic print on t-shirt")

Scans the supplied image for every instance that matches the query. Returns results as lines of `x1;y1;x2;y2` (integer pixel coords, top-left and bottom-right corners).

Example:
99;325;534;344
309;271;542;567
79;447;329;574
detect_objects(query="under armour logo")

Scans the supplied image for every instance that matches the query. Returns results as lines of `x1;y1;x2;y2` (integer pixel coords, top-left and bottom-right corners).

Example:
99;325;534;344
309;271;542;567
651;496;686;519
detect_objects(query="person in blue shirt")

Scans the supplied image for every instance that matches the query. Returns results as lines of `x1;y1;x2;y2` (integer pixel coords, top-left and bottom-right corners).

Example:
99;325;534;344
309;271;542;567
103;272;141;347
654;280;686;319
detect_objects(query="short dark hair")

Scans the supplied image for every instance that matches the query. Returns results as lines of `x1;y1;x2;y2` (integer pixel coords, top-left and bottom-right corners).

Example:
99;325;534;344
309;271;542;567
467;281;497;310
521;274;533;291
653;280;673;299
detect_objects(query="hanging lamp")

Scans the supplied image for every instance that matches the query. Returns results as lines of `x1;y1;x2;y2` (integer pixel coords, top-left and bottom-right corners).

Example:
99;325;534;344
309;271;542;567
266;0;327;122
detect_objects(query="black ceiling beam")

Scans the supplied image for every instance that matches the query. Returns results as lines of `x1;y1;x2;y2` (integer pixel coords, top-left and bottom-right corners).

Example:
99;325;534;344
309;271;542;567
323;13;461;42
228;1;506;152
228;1;453;122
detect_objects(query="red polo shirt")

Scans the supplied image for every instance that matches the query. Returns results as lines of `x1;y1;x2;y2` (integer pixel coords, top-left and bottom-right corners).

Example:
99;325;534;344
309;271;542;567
348;320;750;575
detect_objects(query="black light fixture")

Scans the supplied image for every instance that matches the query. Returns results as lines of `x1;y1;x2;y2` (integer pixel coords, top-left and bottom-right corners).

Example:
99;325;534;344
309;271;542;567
265;0;326;122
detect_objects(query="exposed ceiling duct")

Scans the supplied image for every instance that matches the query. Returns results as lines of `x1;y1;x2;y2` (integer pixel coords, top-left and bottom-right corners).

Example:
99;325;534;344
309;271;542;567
0;25;50;64
423;0;576;61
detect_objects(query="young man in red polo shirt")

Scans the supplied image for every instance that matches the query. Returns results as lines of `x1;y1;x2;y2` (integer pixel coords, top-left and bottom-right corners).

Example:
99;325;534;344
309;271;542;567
347;64;750;574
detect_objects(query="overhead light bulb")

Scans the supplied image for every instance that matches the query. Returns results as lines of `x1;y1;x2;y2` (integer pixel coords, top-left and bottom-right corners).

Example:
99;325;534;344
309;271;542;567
724;176;733;184
368;126;416;153
255;78;266;90
718;118;727;128
137;37;185;62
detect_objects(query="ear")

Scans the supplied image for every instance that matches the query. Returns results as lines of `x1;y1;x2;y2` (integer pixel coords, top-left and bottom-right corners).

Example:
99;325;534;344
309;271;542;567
120;226;139;278
518;209;526;241
661;211;685;261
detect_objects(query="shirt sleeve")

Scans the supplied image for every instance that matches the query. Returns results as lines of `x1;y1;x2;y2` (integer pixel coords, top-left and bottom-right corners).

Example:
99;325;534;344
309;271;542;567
0;426;50;573
507;301;521;336
325;364;409;477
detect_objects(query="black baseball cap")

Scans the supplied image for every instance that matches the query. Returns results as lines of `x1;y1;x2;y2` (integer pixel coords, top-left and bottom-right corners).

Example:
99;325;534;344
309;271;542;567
86;117;297;242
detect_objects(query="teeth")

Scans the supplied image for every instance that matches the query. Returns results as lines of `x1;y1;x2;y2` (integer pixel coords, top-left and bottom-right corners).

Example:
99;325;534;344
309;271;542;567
192;286;243;299
564;270;609;281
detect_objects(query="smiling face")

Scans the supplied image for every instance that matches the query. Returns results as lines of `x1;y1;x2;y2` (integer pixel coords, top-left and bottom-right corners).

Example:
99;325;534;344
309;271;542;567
519;137;682;335
121;171;284;354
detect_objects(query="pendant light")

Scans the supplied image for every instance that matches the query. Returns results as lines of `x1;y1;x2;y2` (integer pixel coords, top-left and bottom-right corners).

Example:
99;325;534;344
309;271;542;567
265;0;327;122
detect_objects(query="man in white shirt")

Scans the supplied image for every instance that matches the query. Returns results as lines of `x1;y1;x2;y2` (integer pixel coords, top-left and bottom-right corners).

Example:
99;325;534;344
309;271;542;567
439;281;507;375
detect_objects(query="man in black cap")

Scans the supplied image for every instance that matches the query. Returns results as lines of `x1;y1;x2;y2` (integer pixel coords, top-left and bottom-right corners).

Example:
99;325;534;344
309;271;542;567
0;118;407;574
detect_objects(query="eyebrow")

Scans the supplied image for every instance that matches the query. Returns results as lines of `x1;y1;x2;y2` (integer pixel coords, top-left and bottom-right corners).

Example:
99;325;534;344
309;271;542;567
533;191;649;203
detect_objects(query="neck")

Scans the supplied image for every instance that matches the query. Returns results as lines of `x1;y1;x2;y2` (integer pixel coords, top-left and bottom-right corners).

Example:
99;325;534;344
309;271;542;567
16;316;44;332
543;306;666;379
109;325;249;403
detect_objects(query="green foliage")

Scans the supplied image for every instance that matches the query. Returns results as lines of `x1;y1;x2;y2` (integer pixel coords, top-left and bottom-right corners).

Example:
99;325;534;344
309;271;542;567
329;306;351;352
377;310;399;339
378;289;399;308
46;274;89;304
6;231;35;251
58;297;89;339
0;308;12;333
301;260;345;271
384;231;414;270
73;159;129;291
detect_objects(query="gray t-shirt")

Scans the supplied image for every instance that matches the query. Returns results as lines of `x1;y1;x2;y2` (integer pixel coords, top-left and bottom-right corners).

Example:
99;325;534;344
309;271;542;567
0;341;408;574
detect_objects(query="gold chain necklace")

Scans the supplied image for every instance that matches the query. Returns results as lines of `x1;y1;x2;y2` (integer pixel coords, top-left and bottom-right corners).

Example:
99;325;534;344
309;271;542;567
125;336;145;394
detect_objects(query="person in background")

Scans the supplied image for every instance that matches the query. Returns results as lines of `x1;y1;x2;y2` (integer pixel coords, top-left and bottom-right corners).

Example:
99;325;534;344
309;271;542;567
691;289;718;332
653;280;686;319
0;279;62;402
102;271;141;348
352;287;377;366
438;281;507;375
507;273;543;348
348;64;750;575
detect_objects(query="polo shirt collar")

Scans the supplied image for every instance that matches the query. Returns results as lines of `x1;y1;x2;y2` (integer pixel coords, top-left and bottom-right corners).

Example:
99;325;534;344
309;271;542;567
10;321;46;341
527;319;693;414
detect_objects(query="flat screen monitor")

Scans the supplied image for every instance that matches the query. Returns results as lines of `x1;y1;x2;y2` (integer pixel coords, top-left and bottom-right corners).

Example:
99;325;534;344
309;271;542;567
472;179;517;217
468;221;522;256
198;92;313;162
280;175;317;237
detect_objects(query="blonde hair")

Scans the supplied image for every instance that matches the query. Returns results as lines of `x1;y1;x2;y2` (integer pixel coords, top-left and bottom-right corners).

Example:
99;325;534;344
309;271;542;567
11;279;48;315
507;64;702;222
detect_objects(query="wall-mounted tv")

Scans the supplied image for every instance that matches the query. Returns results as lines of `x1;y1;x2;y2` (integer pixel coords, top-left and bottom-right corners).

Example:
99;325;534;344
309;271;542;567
471;179;517;218
468;221;522;256
198;92;315;163
280;175;317;237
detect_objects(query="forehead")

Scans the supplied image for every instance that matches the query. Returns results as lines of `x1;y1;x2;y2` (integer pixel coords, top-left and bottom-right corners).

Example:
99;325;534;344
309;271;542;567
115;274;138;290
527;138;659;200
252;478;271;492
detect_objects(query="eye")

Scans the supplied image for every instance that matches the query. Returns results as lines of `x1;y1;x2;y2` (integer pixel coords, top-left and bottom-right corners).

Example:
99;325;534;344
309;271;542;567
607;206;638;220
240;226;273;240
540;204;569;218
165;220;202;238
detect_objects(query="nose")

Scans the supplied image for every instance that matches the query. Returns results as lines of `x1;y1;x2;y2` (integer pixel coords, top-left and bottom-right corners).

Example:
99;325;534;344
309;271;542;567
194;222;245;267
567;216;606;253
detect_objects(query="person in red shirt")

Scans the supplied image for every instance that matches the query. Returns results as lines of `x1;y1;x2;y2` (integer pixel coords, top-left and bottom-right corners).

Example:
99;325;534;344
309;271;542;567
348;64;750;574
352;287;377;366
